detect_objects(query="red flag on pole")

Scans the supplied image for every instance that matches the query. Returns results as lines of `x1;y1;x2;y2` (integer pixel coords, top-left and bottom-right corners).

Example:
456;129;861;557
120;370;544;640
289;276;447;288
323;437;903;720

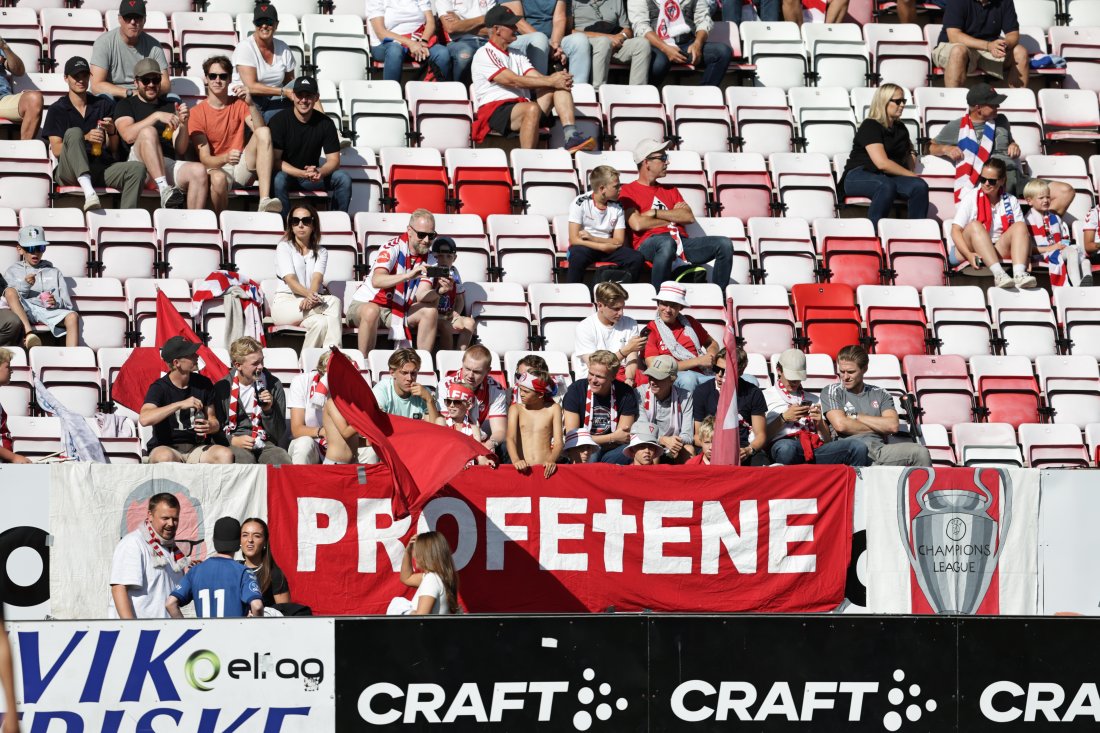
111;290;229;412
710;297;741;466
326;348;493;519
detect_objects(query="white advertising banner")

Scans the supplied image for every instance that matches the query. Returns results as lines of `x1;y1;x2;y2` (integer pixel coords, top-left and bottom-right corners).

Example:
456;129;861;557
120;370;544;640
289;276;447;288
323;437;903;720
0;464;51;620
2;618;335;731
865;467;1041;615
48;464;267;619
1038;469;1100;616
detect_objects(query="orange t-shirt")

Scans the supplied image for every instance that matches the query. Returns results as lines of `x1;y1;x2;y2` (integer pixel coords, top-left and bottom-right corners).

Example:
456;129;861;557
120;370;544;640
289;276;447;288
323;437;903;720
188;99;250;156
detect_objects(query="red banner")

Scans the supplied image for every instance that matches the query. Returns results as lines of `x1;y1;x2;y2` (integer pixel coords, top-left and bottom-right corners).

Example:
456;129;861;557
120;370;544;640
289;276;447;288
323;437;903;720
266;463;855;615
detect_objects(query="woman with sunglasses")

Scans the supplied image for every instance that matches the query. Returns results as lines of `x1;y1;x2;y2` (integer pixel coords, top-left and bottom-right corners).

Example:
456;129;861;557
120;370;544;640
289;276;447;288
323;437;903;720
272;204;343;348
841;83;928;227
232;4;296;122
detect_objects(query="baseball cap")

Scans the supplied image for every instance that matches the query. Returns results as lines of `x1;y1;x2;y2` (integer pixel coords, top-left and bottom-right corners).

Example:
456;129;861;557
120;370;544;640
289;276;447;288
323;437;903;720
160;335;200;363
777;348;808;381
445;382;474;402
485;4;521;27
64;57;90;77
292;76;318;96
119;0;146;17
966;83;1007;107
643;354;678;381
653;281;688;307
625;421;661;454
133;57;161;78
432;236;457;255
213;516;242;554
633;137;671;165
253;3;278;23
17;225;48;249
564;428;598;450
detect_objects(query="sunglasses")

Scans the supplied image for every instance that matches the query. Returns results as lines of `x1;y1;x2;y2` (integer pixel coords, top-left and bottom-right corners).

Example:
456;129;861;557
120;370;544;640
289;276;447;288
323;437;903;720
289;216;314;226
978;176;1001;186
206;72;229;81
137;75;160;85
646;153;669;162
889;97;907;106
254;19;275;27
121;14;144;22
21;244;46;254
713;366;725;376
410;228;437;241
444;399;467;406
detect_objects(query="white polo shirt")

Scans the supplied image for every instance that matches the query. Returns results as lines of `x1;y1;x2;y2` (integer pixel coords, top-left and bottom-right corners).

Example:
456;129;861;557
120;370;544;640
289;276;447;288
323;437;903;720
471;40;534;112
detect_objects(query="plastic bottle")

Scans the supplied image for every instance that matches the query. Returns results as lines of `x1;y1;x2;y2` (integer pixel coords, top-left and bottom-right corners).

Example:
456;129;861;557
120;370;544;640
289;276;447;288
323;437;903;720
90;121;104;157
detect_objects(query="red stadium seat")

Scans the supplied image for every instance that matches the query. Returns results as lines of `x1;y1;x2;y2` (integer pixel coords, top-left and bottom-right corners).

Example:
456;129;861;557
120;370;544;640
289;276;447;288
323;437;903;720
792;283;862;358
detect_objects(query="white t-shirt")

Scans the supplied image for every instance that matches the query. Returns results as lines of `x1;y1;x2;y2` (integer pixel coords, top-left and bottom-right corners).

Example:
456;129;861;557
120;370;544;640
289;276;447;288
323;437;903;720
953;188;1024;244
367;0;431;44
412;571;451;614
569;193;625;240
471;41;534;112
573;313;640;379
286;370;324;428
107;529;185;619
436;0;496;36
275;241;329;295
1084;206;1100;244
232;36;297;89
762;385;820;442
437;374;509;429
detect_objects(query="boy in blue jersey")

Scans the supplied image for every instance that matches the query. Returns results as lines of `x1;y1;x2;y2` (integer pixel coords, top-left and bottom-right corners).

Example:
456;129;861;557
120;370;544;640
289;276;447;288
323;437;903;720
167;517;263;618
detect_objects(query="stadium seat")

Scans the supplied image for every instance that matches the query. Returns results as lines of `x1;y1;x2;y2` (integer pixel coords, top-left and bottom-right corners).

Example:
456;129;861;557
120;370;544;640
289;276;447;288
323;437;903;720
445;148;514;220
8;416;64;458
904;353;975;431
463;281;532;355
300;347;366;374
687;217;754;285
986;287;1058;359
262;346;304;388
487;214;555;286
662;86;733;154
1038;88;1100;143
1066;0;1100;24
814;217;883;287
154;209;226;283
301;14;370;83
863;24;930;91
20;207;92;278
914;154;957;221
748;217;817;289
1035;354;1100;429
125;278;191;347
379;147;448;214
877;218;947;291
220;211;284;282
41;8;103;76
169;76;204;109
802;23;869;89
1087;422;1100;464
918;423;957;466
96;346;132;404
433;213;491;283
0;140;52;212
69;276;128;349
355;211;409;261
914;86;968;141
769;152;837;221
922;285;993;359
997;87;1044;158
739;21;808;90
575;150;637;186
858;284;928;357
30;346;101;417
0;346;32;417
1014;0;1058;29
865;352;907;396
597;84;667;153
726;87;795;155
953;422;1023;467
342;80;410;153
792;282;862;358
1018;423;1089;468
705;152;774;222
311;210;359;283
86;208;157;282
405;81;473;152
970;354;1043;428
788;86;858;156
661;150;710;215
1052;286;1100;358
510;148;580;219
743;351;772;386
171;12;237;76
0;8;44;75
338;146;384;214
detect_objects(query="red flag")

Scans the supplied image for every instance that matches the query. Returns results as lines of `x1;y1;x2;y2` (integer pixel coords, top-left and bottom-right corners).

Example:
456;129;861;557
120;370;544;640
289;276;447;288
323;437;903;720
111;291;229;412
326;348;493;519
711;297;741;466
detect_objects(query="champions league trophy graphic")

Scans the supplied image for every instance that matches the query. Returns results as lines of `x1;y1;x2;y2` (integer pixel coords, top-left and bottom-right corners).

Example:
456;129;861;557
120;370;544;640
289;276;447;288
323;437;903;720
897;468;1012;614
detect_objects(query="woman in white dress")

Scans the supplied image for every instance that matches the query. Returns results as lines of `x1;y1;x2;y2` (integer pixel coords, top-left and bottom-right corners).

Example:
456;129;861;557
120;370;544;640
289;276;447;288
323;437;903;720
400;531;459;615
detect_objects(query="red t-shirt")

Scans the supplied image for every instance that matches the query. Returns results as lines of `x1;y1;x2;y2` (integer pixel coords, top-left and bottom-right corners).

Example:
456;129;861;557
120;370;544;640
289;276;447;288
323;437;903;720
619;181;686;249
685;453;707;465
644;315;711;364
189;98;250;156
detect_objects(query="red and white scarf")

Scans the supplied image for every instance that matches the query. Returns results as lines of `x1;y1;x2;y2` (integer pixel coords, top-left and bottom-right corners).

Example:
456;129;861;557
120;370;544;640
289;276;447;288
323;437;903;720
446;415;479;438
145;518;190;572
581;383;618;435
955;115;996;203
1027;209;1084;287
376;235;426;345
224;373;267;449
655;0;691;48
0;403;11;454
652;315;704;363
976;189;1015;234
309;371;328;455
774;380;825;461
191;270;266;345
639;383;684;439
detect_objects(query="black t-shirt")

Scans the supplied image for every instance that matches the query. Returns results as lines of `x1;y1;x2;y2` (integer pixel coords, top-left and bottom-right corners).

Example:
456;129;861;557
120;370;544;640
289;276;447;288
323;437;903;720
269;109;340;170
844;119;913;176
241;561;290;607
114;95;177;159
142;373;216;449
562;378;639;435
693;378;766;444
938;0;1018;44
41;93;121;163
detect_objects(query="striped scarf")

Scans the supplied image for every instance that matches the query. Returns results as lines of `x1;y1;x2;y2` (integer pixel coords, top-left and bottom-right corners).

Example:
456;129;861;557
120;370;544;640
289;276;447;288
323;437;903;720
655;0;690;47
582;383;618;435
381;236;426;344
0;403;11;453
145;518;189;572
639;383;683;439
309;371;328;454
653;315;704;362
955;115;995;203
1027;209;1083;287
976;189;1015;234
224;373;266;449
191;270;267;345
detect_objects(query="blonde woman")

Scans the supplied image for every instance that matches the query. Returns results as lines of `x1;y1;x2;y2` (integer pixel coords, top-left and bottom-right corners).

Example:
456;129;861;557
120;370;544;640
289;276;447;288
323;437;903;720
841;83;928;226
400;532;459;615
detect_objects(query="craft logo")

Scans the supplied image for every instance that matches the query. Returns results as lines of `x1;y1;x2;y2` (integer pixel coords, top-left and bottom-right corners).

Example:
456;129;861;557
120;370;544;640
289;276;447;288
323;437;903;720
979;680;1100;723
897;467;1011;614
357;666;629;730
670;668;938;731
185;648;326;693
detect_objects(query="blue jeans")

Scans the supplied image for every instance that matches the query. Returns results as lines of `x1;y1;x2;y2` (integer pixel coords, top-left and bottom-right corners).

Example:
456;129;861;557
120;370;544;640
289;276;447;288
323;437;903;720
649;40;732;87
273;170;353;213
508;31;592;82
638;234;733;288
674;370;712;391
597;443;630;465
769;436;871;467
370;40;453;82
448;35;489;83
722;0;779;21
254;95;293;123
842;168;930;226
567;244;646;283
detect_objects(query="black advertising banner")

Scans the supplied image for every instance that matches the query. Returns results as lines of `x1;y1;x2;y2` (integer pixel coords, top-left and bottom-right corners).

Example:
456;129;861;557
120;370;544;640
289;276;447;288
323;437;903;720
336;615;1100;731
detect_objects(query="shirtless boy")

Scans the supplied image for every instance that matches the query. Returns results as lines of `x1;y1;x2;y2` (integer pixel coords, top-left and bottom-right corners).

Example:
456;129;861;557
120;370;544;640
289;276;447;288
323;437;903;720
506;369;563;478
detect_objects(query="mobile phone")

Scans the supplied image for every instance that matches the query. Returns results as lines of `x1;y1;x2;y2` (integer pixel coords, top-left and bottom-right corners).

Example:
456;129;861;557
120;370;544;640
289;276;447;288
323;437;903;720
426;266;451;278
639;326;651;339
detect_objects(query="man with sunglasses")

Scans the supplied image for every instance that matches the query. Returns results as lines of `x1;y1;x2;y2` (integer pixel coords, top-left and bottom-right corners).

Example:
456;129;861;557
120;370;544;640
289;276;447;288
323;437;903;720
268;76;352;214
930;84;1075;215
347;208;447;355
90;0;171;100
950;157;1035;289
190;55;281;214
621;138;733;288
115;58;208;209
43;56;147;212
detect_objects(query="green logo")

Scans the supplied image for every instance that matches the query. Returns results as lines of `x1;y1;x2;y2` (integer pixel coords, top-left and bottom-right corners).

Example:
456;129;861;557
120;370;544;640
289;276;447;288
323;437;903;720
185;649;221;692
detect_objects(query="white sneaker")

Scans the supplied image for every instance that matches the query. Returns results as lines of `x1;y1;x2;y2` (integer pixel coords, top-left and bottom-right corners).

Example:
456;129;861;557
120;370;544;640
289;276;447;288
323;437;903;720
82;193;102;212
994;272;1014;289
258;197;282;213
1014;272;1037;289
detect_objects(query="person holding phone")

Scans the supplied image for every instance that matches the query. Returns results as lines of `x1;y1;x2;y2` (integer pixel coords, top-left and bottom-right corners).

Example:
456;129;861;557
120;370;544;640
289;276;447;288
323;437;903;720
271;204;343;348
573;281;645;384
761;349;869;467
213;337;291;465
